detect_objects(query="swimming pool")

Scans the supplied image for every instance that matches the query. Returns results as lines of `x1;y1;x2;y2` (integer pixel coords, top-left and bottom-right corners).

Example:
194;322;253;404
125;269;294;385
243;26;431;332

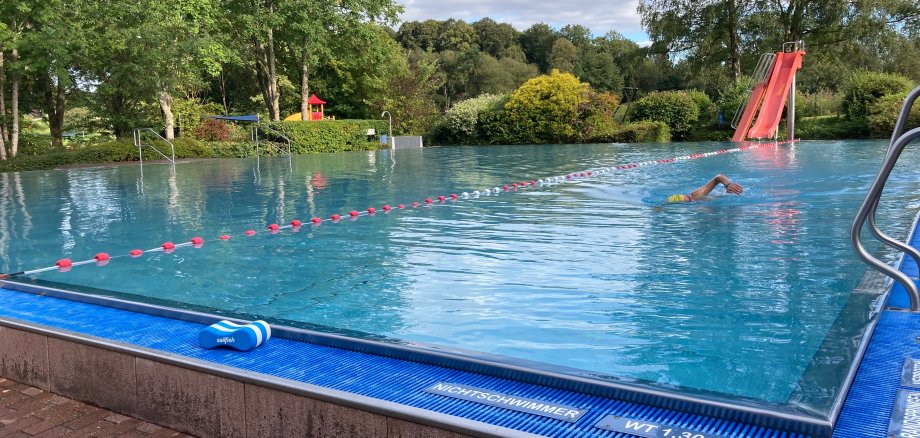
0;140;914;421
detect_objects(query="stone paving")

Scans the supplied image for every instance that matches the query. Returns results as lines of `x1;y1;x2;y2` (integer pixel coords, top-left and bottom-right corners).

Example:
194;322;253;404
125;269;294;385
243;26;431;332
0;377;192;437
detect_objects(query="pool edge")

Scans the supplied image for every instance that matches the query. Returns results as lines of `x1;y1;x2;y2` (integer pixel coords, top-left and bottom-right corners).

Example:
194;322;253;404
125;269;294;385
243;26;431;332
0;278;833;437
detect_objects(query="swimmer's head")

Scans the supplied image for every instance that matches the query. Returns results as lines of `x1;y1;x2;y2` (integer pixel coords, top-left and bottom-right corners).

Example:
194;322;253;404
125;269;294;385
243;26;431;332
666;194;691;203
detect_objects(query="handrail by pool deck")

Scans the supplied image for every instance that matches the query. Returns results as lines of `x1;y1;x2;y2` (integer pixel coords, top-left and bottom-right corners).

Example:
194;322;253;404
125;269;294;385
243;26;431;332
851;85;920;310
252;124;292;156
133;128;176;164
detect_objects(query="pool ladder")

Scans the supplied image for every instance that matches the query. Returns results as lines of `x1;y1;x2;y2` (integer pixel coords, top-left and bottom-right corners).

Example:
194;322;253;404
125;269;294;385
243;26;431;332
851;85;920;310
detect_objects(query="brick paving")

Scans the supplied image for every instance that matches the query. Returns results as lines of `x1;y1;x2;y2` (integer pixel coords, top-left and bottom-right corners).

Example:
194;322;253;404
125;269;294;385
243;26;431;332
0;378;191;437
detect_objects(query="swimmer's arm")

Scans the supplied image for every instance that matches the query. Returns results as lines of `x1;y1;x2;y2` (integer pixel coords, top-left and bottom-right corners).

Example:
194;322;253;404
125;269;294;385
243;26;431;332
689;174;742;200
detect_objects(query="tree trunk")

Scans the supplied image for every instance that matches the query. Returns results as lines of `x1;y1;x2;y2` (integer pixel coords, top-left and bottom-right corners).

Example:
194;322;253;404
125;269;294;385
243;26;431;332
159;89;175;140
253;39;280;121
10;49;19;158
219;68;230;114
43;74;65;148
727;1;742;83
300;49;310;121
0;51;6;160
266;26;280;121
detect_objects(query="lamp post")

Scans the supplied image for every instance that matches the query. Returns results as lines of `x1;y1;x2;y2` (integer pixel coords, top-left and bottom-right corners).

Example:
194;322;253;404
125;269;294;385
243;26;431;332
381;111;393;149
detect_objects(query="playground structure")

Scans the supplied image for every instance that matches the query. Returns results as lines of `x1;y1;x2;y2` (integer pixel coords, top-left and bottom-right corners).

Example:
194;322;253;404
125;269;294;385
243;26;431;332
732;41;806;141
283;94;330;121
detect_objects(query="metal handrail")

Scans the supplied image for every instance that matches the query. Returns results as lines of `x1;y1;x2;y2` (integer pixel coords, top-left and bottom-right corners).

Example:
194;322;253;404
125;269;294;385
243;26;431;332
133;128;175;163
851;85;920;310
252;124;292;156
731;53;776;129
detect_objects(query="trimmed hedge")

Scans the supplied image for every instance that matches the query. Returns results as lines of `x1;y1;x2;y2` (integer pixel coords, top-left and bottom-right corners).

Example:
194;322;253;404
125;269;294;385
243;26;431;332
2;139;269;173
796;116;871;140
267;119;388;153
868;92;920;137
611;121;671;143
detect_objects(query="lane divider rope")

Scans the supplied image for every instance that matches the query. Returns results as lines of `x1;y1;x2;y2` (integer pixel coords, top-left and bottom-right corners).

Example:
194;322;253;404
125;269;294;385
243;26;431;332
0;141;791;279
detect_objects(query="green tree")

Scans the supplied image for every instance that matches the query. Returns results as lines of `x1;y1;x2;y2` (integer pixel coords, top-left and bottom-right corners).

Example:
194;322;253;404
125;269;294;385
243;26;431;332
473;18;521;59
396;20;441;51
372;49;442;135
520;23;559;73
503;70;590;143
639;0;753;82
549;38;578;73
437;19;477;52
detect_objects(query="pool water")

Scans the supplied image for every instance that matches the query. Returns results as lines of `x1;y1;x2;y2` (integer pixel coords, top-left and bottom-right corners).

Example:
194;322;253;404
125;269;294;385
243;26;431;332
0;140;916;418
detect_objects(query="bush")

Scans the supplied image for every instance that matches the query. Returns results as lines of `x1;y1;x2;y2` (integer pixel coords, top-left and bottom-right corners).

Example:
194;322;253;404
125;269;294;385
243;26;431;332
267;119;388;153
502;70;590;144
796;90;842;118
439;94;506;145
193;119;232;141
16;134;59;157
630;91;700;139
478;95;514;145
868;92;920;137
687;90;714;123
576;91;620;143
796;116;871;140
841;71;913;120
716;77;750;124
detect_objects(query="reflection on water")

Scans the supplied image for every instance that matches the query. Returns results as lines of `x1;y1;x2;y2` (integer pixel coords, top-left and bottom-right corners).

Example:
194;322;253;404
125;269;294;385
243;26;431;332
0;140;917;417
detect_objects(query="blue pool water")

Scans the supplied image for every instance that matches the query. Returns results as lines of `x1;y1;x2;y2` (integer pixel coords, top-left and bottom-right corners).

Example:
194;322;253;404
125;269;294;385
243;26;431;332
0;141;916;418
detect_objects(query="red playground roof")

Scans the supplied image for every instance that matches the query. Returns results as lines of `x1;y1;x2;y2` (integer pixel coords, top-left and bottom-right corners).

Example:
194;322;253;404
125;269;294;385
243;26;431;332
307;94;326;105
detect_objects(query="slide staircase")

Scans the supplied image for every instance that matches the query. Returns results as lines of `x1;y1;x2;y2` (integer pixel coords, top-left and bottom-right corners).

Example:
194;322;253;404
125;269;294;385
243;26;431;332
732;43;805;141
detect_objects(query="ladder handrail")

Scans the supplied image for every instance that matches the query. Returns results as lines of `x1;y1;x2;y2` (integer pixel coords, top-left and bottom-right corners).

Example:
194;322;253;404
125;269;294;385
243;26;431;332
133;128;176;163
851;85;920;310
252;124;292;156
731;53;776;129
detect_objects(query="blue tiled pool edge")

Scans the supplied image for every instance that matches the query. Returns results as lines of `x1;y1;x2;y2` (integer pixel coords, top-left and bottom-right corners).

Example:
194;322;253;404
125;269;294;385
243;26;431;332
0;279;826;437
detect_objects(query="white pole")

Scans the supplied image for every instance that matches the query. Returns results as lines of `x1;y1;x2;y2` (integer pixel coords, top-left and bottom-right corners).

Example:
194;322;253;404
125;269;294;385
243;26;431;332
381;111;393;149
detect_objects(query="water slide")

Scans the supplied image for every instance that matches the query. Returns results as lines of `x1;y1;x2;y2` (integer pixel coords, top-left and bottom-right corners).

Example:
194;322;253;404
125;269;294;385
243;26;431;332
733;50;805;140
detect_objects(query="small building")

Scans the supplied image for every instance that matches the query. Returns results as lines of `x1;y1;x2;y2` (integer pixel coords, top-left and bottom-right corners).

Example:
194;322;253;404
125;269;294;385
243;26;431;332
283;94;329;121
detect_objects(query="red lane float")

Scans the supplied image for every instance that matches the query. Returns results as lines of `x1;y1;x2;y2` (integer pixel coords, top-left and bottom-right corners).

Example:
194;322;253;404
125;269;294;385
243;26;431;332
311;217;322;224
412;202;420;208
162;242;175;250
349;210;359;217
425;198;433;204
56;259;72;268
397;204;405;209
291;220;302;227
94;253;110;261
129;249;143;257
219;235;231;240
331;214;341;221
437;195;446;202
268;224;280;231
191;237;204;245
367;207;376;214
245;230;256;236
382;205;391;212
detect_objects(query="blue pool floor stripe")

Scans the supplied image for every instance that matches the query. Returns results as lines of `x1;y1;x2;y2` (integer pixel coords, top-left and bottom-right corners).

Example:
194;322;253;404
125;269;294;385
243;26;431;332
0;286;810;438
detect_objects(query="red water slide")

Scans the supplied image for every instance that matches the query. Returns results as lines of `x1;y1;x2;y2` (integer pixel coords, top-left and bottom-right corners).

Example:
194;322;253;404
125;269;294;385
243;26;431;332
733;50;805;140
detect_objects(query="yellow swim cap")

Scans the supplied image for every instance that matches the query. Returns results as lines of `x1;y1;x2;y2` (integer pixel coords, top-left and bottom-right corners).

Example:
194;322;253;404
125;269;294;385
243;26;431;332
666;194;689;203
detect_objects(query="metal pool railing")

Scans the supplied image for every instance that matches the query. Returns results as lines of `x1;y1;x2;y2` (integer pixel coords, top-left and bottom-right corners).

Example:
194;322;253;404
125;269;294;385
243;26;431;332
851;85;920;310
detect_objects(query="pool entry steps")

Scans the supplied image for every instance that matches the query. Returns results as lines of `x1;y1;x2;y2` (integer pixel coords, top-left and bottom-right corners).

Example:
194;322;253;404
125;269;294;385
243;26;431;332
852;84;920;311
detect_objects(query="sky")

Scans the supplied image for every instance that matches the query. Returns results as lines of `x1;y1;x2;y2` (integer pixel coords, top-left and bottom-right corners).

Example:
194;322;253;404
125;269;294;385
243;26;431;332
396;0;650;44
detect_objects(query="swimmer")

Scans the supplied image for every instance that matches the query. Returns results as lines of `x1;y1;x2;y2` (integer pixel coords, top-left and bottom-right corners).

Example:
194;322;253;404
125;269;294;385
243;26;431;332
666;174;743;203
